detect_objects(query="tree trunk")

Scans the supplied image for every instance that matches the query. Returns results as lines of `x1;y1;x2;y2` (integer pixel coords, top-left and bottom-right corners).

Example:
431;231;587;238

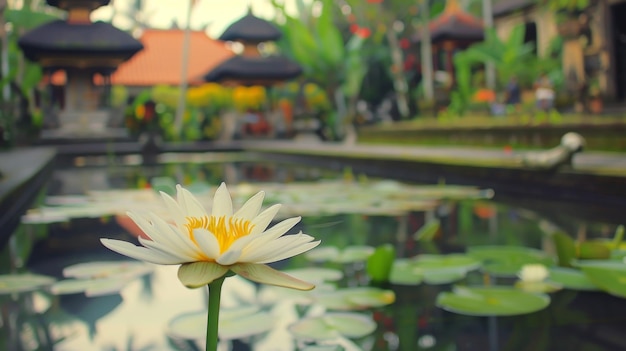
385;28;410;119
419;0;435;102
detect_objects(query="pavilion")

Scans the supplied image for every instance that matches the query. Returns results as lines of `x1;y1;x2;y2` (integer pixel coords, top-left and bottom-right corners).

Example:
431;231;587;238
18;0;143;138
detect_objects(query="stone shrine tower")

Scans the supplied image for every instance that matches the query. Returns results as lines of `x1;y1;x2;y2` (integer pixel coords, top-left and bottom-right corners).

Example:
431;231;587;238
18;0;143;138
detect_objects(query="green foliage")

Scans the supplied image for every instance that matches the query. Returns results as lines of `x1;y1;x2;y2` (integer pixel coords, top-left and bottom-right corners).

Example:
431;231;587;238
539;0;590;12
271;0;370;137
366;244;396;283
449;24;563;115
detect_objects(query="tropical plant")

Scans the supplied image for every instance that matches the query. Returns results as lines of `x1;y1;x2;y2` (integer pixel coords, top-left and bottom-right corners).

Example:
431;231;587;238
271;0;369;140
1;2;60;147
449;24;551;115
538;0;589;12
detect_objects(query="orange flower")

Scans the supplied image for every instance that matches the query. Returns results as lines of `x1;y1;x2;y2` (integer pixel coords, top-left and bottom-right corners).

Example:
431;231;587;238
473;89;496;103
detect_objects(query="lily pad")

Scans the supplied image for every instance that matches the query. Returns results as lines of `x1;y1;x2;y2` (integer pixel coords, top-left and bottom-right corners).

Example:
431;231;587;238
414;254;482;271
283;268;344;283
514;280;562;293
301;346;342;351
51;261;154;297
436;285;550;316
50;277;133;297
366;244;395;283
389;254;481;286
0;274;56;294
305;246;374;264
547;267;598;291
63;261;153;279
305;247;340;262
168;306;274;341
575;260;626;298
315;287;395;310
334;246;375;263
389;259;423;286
422;268;469;285
288;312;377;341
467;246;555;277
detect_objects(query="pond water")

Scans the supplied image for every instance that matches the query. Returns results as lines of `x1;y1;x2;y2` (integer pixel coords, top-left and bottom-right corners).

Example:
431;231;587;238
3;152;626;351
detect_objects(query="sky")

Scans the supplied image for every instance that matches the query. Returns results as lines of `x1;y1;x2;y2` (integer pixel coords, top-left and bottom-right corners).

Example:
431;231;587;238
91;0;307;38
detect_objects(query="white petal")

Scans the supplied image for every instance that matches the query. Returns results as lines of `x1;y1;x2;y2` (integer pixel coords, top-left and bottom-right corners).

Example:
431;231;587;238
100;239;183;264
254;240;320;264
212;182;233;218
146;212;200;256
125;211;157;240
138;236;194;262
237;217;302;254
250;204;281;235
233;191;264;221
127;212;195;259
192;228;221;260
218;216;301;259
231;263;315;291
241;233;319;264
216;249;242;266
178;262;228;288
160;191;187;231
176;185;208;218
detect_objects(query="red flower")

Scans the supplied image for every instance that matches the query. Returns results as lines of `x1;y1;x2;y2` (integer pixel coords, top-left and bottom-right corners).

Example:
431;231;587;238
355;27;371;39
350;24;359;33
367;0;383;3
399;38;411;49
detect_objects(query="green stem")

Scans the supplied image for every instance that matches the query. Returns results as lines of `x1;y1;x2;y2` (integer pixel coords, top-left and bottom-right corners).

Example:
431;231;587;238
206;276;225;351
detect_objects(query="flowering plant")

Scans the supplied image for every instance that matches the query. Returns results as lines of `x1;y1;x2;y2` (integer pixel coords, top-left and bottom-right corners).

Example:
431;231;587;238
101;183;320;350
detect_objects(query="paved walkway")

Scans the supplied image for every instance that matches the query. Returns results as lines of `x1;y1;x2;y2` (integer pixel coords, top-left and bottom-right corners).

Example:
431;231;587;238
240;140;626;176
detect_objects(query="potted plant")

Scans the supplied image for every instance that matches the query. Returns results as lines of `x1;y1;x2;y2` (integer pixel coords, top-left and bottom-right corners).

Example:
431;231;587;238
587;78;603;114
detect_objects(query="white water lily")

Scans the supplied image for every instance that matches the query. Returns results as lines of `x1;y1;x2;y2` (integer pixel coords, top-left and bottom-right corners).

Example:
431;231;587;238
518;264;549;283
101;183;321;290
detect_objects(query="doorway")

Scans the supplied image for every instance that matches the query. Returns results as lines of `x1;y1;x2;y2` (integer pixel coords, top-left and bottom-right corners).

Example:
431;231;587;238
611;2;626;100
524;22;538;55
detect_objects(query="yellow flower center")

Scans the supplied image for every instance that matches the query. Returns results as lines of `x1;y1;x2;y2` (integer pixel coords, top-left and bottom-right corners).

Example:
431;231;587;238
185;215;255;256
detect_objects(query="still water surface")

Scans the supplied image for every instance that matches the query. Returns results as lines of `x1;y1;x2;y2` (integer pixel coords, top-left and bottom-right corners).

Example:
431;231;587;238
4;152;626;351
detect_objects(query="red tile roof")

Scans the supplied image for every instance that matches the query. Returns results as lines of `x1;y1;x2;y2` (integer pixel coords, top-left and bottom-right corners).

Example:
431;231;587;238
430;0;483;32
110;29;234;86
49;29;234;86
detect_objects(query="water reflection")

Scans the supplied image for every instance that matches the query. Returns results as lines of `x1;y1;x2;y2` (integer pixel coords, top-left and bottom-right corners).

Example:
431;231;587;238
2;156;626;350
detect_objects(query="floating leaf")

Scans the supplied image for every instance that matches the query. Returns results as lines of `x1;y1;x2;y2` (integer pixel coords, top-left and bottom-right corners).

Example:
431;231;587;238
306;247;340;262
168;306;274;341
414;219;441;241
422;268;468;285
51;277;131;297
547;267;598;291
305;246;374;264
577;241;611;260
24;181;489;224
552;231;576;267
389;259;423;286
467;246;555;277
51;261;154;297
413;254;482;272
63;261;153;279
575;260;626;298
0;274;56;294
436;286;550;316
514;280;562;293
289;312;376;341
301;346;342;351
612;225;624;250
315;287;395;310
392;254;482;285
283;268;344;283
335;246;375;263
366;244;395;283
